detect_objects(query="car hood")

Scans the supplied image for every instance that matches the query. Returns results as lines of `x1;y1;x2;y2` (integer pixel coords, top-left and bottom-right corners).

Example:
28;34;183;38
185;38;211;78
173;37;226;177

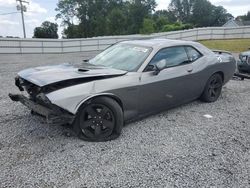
18;63;127;87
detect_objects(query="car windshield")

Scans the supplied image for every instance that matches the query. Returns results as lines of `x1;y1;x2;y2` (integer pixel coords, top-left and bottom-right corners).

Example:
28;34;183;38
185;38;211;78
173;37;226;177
88;43;151;72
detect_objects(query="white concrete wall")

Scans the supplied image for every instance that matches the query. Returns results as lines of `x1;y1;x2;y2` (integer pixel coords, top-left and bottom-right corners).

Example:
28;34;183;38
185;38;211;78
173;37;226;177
0;26;249;54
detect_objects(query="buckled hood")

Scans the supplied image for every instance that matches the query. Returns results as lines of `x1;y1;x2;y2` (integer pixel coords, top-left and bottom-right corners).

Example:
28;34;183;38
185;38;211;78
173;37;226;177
18;63;127;87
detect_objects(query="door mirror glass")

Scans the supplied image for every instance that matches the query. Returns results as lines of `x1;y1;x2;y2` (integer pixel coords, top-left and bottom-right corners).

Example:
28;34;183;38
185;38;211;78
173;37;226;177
156;59;167;71
154;59;167;75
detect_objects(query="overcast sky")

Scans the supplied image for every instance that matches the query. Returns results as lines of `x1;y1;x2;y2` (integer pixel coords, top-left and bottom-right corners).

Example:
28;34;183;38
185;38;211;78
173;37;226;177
0;0;249;38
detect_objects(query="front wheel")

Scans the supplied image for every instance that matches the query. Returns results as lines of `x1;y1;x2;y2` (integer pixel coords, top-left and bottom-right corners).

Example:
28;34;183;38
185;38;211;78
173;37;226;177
200;73;223;103
73;97;123;142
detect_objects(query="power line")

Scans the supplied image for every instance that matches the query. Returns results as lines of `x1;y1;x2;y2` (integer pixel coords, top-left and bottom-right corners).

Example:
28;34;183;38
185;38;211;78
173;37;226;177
0;12;19;16
0;11;44;16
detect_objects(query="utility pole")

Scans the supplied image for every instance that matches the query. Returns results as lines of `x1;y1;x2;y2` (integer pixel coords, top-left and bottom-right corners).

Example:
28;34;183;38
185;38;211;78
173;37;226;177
16;0;29;38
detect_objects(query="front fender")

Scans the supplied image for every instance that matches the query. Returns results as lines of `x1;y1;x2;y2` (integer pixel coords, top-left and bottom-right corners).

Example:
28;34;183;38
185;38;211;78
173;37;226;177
74;93;123;114
46;82;95;114
46;82;122;115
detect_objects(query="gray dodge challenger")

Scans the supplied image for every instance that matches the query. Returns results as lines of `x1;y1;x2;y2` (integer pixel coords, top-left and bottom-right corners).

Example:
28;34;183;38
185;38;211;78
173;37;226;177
9;39;236;141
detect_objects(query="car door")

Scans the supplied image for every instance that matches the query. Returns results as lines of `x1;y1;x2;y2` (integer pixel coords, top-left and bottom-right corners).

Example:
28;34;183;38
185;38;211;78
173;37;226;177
139;46;202;116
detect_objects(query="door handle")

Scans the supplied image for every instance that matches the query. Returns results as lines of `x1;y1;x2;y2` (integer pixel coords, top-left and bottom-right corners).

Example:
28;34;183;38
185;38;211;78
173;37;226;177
187;68;193;73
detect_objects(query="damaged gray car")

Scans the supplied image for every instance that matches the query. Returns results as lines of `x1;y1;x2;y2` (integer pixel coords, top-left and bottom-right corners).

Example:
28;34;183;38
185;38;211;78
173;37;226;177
9;39;236;141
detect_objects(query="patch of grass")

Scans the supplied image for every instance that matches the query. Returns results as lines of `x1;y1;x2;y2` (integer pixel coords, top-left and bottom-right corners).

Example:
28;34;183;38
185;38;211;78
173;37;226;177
199;39;250;53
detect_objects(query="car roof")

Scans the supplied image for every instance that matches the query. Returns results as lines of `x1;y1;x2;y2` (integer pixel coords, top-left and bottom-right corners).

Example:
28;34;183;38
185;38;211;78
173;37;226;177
121;38;198;49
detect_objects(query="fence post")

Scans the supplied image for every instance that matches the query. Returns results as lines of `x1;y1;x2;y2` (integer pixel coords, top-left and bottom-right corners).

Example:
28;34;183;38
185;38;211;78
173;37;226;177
19;40;22;54
61;40;63;53
196;28;198;41
80;40;82;52
97;39;100;52
242;27;245;39
223;27;225;39
41;41;44;54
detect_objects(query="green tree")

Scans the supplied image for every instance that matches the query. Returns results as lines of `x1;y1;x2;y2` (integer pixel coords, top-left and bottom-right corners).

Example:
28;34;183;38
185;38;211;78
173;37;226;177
154;10;177;23
63;23;84;38
211;6;233;26
169;0;194;23
191;0;213;26
107;8;127;35
236;11;250;21
56;0;157;38
33;21;59;39
154;16;169;31
55;0;78;25
140;18;155;34
127;0;157;34
169;0;231;27
55;0;231;38
161;22;193;32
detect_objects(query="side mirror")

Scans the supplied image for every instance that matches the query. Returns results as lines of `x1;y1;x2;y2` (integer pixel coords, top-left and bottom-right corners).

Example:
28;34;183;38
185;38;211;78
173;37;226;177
154;59;167;75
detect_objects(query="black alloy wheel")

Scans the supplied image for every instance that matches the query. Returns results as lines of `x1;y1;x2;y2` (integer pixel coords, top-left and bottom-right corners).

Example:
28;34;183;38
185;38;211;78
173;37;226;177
73;97;123;142
200;73;223;102
80;104;115;139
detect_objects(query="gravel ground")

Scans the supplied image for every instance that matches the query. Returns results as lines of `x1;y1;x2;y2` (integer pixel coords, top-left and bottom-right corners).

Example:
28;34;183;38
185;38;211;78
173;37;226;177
0;53;250;188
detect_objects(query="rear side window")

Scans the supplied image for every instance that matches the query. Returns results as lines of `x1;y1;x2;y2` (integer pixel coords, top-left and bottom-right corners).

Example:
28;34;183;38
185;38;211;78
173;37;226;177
185;46;202;62
145;46;190;71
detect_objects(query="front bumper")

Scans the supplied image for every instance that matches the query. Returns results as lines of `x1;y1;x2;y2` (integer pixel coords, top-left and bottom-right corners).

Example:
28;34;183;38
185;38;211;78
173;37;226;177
237;61;250;73
9;93;75;124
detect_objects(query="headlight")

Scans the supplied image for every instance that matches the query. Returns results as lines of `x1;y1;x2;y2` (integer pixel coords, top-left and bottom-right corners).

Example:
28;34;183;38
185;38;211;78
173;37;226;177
36;93;51;105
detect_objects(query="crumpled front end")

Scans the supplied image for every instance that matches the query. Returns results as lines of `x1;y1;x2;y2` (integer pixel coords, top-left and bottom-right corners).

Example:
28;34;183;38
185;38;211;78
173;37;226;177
9;76;75;124
238;61;250;73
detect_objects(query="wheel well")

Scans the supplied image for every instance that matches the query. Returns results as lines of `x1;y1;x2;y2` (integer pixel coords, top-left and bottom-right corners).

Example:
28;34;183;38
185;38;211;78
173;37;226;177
215;71;224;82
97;95;124;111
79;94;124;112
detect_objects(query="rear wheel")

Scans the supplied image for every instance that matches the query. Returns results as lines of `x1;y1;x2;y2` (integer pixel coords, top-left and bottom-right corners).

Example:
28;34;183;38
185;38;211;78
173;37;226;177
200;73;223;103
73;97;123;142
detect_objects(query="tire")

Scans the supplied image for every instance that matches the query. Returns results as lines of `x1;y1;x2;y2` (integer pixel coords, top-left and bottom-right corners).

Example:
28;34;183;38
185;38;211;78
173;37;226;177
73;97;123;142
200;73;223;103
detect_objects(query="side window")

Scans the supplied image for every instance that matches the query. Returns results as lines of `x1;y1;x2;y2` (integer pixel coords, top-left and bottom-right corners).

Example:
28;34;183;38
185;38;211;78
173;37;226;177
145;46;190;72
185;46;202;62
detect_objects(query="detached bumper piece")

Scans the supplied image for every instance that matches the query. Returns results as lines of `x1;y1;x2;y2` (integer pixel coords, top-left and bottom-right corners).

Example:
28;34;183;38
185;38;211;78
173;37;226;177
9;93;75;124
234;73;250;80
